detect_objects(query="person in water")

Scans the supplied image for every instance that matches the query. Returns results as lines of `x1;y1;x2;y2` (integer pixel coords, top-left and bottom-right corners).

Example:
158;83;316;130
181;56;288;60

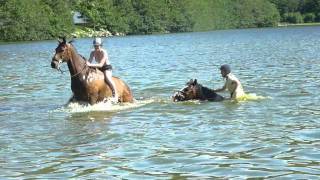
214;64;245;99
86;37;118;101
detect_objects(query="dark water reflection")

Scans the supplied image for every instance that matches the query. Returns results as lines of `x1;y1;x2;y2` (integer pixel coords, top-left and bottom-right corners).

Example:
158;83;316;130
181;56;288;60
0;26;320;179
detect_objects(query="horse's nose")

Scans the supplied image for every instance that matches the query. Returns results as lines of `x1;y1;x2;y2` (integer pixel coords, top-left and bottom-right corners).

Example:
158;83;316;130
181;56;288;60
172;91;184;102
51;60;57;69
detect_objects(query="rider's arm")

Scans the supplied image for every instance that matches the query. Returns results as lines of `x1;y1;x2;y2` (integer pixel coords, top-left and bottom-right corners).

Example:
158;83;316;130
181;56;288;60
86;51;107;68
88;51;94;63
232;80;239;90
90;58;106;68
214;83;226;92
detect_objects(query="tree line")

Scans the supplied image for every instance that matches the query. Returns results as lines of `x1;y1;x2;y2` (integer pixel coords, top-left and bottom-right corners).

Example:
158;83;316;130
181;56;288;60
269;0;320;23
0;0;319;41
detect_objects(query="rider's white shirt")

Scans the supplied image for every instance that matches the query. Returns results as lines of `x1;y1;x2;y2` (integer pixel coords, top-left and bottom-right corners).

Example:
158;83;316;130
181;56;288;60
225;73;245;99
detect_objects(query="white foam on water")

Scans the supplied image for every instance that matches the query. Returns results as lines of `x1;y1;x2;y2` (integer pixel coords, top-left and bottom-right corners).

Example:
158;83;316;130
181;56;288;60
54;98;155;113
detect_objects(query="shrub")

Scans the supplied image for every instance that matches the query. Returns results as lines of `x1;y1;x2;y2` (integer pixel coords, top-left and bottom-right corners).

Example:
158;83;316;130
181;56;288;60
283;12;303;23
303;13;315;23
315;13;320;22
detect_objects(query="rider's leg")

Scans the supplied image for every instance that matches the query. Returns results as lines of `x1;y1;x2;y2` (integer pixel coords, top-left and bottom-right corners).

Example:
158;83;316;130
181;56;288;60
104;70;118;99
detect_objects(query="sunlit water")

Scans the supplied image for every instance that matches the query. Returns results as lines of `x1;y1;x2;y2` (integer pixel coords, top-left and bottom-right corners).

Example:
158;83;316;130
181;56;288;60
1;26;320;179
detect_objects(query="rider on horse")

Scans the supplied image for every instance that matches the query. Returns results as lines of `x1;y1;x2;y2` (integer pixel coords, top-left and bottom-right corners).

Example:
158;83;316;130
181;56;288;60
86;37;118;102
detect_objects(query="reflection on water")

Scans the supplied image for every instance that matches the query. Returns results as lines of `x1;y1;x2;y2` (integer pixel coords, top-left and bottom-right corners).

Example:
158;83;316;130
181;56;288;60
0;26;320;179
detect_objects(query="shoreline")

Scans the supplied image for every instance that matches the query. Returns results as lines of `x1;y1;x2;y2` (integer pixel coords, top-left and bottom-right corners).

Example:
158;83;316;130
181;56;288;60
278;22;320;27
71;27;125;38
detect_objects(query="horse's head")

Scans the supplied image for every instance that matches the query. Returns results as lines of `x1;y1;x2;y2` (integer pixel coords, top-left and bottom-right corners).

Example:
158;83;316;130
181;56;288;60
172;79;201;102
51;37;73;70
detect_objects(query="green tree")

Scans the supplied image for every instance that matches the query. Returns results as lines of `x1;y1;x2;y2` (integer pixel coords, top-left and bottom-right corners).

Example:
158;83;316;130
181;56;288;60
269;0;320;23
77;0;115;30
43;0;75;37
0;0;74;41
283;12;304;23
232;0;280;28
165;0;193;32
0;0;52;41
304;13;316;22
185;0;235;31
269;0;300;15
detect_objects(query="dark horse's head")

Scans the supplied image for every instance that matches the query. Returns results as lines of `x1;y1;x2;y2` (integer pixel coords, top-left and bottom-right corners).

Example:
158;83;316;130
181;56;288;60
172;79;201;102
51;37;73;70
172;79;224;102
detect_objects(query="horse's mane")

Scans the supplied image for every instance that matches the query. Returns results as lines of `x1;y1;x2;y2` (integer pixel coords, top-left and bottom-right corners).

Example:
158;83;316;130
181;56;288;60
197;83;217;99
77;53;101;74
68;43;98;74
66;42;87;62
78;54;87;61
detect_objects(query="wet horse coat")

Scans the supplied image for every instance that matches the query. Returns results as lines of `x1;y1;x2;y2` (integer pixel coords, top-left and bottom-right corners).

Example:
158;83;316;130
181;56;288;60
172;79;224;102
51;38;133;104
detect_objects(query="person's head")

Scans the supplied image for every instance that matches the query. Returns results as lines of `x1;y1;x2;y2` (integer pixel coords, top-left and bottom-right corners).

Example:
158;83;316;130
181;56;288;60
219;64;231;78
93;37;103;49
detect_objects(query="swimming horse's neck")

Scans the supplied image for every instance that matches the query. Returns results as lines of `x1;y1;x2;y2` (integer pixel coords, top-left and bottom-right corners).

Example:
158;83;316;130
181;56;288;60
195;84;203;99
197;85;216;99
66;44;86;79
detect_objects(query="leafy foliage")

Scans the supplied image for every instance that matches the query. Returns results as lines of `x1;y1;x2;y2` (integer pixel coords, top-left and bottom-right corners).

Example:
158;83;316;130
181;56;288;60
1;0;319;41
0;0;73;41
269;0;320;23
76;0;193;34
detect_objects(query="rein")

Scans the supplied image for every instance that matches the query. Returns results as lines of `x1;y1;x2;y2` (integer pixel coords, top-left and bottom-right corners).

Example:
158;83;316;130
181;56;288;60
70;61;87;78
67;44;87;78
56;60;85;77
57;60;66;74
53;43;87;78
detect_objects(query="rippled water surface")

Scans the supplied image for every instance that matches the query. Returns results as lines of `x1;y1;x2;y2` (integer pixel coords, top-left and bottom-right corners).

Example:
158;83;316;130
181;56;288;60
1;26;320;179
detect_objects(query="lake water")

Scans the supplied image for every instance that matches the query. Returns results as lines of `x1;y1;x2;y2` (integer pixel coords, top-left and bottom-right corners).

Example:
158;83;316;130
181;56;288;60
0;26;320;179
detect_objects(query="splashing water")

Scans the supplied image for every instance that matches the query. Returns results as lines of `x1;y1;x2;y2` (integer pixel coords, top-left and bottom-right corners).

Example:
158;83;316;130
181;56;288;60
54;99;155;113
236;93;270;102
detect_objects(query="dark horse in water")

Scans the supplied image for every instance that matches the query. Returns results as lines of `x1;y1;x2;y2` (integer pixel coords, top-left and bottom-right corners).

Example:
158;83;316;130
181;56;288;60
172;79;224;102
51;38;133;104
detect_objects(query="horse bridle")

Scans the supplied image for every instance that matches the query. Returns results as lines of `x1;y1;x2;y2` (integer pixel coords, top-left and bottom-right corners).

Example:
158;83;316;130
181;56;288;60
54;43;87;78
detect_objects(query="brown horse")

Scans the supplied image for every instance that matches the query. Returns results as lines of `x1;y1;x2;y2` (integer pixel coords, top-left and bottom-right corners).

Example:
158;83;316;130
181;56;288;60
172;79;224;102
51;38;133;104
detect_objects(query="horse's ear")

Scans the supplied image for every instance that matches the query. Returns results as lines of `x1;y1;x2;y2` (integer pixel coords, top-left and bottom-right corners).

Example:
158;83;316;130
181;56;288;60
62;37;67;44
57;36;63;43
58;36;64;43
194;79;197;85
